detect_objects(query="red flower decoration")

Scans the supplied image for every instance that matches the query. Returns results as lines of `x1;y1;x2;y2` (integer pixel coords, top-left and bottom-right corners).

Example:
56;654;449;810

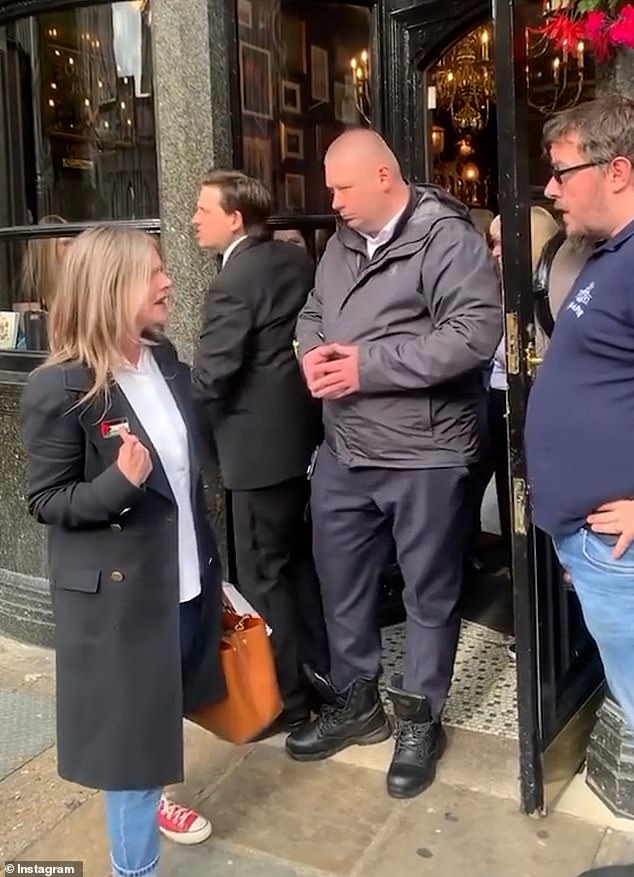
609;3;634;49
582;10;613;60
537;12;585;49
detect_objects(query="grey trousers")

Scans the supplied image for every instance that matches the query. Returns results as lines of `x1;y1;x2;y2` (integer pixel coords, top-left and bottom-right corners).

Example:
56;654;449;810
311;444;470;718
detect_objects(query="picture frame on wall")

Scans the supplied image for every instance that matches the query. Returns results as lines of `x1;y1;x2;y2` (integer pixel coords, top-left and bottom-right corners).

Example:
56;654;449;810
310;45;329;103
315;122;342;160
334;82;345;122
237;0;252;28
282;15;307;74
0;311;20;350
334;43;352;76
240;42;273;119
243;135;273;191
281;80;301;114
280;123;304;160
336;78;359;125
285;173;305;211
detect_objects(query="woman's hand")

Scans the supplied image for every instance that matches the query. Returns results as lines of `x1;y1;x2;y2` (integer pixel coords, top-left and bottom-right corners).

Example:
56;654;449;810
116;429;152;487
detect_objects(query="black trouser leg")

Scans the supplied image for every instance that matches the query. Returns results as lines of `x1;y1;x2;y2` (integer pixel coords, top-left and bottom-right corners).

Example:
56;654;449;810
288;491;329;677
231;477;328;710
382;466;470;717
311;446;393;691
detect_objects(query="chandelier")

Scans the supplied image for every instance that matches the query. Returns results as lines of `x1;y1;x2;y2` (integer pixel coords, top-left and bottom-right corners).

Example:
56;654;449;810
526;19;586;114
433;28;494;131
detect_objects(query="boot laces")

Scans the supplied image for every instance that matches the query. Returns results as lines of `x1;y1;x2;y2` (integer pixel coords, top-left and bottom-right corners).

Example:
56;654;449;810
394;719;435;757
317;702;345;734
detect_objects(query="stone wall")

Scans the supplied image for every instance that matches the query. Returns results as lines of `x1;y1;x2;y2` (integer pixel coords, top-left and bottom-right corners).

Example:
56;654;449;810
0;372;52;644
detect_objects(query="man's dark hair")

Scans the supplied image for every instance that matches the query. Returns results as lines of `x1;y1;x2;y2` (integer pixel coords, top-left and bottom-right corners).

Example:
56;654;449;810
201;169;272;232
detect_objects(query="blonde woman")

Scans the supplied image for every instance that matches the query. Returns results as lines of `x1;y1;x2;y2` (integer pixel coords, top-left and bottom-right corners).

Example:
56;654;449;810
21;227;223;876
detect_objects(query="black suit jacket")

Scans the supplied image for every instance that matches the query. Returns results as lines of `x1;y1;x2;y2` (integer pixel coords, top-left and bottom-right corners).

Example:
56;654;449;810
192;237;321;490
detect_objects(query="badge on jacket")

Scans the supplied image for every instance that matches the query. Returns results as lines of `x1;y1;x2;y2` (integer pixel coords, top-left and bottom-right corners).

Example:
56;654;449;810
100;417;130;440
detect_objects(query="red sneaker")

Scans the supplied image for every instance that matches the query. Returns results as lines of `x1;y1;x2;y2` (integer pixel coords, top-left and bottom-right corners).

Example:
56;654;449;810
157;794;212;845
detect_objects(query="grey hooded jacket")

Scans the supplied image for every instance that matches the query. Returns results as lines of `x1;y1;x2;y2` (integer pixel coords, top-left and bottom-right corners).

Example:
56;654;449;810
296;186;503;468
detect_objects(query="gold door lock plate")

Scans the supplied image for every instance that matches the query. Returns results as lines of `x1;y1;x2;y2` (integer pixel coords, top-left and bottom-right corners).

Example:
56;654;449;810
513;477;528;536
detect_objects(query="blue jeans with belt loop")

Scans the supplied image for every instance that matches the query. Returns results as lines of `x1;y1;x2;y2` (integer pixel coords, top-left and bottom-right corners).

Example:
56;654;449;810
553;528;634;733
103;595;202;877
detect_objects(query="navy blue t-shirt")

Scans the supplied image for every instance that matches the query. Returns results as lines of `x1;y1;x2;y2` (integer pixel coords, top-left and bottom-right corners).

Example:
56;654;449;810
525;220;634;537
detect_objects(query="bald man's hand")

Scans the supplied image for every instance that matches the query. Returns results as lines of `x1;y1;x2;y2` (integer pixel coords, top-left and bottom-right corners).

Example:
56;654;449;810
309;344;360;400
302;346;335;390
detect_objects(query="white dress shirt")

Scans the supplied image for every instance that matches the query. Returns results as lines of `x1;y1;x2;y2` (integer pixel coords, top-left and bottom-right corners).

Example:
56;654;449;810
358;204;408;259
490;337;508;391
222;234;249;266
115;347;202;603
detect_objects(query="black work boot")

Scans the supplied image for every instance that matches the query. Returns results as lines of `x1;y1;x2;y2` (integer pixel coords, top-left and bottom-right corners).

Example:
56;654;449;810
386;674;446;799
285;676;391;761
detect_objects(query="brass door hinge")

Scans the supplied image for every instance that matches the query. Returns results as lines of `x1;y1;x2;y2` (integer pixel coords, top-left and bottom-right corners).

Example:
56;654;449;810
513;477;528;536
506;312;520;375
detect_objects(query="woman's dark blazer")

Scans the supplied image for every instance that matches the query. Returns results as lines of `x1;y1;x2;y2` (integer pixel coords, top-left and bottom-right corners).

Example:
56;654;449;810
21;338;225;791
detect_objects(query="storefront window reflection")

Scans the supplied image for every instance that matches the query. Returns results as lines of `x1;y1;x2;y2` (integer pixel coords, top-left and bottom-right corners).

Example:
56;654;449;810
236;0;372;214
0;1;158;231
0;227;161;352
0;233;70;351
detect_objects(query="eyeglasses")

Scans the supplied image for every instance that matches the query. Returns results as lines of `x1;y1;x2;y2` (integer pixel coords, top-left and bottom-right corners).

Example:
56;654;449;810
549;161;606;185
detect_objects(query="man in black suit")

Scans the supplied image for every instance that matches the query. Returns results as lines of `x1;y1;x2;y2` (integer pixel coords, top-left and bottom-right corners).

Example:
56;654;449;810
191;170;328;730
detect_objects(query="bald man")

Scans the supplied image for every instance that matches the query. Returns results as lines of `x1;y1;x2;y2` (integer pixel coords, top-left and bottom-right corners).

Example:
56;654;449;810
287;129;502;799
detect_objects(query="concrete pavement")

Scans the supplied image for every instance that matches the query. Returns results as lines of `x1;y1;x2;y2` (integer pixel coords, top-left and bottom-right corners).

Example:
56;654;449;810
2;635;634;877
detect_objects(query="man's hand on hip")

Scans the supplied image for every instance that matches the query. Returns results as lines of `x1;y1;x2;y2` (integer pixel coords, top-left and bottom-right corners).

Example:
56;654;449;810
586;500;634;559
309;344;360;400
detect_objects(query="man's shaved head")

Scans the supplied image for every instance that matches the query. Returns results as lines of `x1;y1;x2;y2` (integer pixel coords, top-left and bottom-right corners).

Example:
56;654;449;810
326;129;402;174
324;128;409;234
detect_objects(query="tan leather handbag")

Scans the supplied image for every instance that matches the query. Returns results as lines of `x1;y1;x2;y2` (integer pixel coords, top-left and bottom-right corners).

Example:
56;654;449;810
187;610;282;744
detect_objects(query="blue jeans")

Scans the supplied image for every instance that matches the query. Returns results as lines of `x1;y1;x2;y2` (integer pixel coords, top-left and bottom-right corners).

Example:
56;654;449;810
103;595;202;877
554;528;634;732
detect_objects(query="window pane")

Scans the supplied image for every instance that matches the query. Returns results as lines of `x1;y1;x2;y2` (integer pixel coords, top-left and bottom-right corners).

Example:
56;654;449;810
0;1;159;228
0;235;68;348
237;0;372;214
0;229;161;345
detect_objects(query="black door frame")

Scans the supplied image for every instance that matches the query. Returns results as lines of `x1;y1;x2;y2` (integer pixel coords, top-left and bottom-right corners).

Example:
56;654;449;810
382;0;545;813
380;0;489;182
489;0;544;814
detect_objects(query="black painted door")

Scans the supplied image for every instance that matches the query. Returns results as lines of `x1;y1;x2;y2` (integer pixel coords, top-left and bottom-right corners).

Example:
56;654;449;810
492;0;603;813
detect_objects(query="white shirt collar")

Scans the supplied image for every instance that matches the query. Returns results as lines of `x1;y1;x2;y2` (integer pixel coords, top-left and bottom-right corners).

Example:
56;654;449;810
358;204;408;258
222;234;249;266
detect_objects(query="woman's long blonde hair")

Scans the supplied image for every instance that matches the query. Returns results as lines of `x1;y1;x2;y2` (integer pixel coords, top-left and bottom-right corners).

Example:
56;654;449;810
489;206;560;272
21;215;68;309
46;226;157;403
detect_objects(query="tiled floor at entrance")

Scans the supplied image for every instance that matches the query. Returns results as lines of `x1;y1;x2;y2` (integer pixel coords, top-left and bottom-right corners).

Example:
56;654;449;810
379;479;518;741
381;620;518;739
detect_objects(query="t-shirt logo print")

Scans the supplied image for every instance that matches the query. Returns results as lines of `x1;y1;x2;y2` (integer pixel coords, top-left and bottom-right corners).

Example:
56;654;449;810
566;281;595;319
